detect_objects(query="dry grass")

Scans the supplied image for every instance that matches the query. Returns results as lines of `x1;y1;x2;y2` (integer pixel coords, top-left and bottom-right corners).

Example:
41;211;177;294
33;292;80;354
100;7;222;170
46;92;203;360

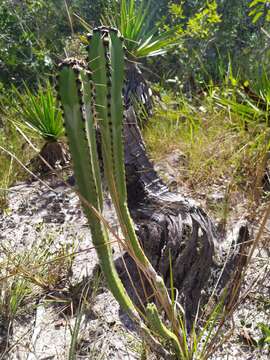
0;121;35;210
144;93;270;201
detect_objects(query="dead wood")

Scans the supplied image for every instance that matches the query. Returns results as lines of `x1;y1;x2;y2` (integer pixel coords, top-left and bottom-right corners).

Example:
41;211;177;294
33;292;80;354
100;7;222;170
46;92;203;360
119;107;249;326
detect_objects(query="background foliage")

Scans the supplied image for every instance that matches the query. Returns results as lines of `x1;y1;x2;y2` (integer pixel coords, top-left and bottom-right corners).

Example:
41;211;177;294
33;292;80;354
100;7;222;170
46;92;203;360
1;0;270;90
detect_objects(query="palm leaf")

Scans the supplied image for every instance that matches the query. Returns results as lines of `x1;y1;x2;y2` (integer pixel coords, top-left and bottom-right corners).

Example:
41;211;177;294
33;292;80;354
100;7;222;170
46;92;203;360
79;0;177;59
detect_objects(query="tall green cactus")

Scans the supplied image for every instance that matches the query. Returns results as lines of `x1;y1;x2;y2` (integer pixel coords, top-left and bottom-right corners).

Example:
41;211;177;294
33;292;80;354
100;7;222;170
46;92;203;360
57;27;182;358
87;28;175;319
58;59;136;318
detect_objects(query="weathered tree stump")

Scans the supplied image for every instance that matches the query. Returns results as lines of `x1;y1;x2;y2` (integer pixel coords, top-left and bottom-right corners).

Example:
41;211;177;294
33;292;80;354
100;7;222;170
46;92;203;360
115;107;248;326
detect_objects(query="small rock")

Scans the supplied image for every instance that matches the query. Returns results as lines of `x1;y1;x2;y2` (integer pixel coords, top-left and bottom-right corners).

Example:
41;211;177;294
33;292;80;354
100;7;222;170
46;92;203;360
166;149;187;168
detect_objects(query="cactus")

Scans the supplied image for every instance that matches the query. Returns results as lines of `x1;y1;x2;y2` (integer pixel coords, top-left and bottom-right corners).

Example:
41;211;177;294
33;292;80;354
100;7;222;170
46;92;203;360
57;27;181;358
87;28;175;319
146;303;182;358
57;59;137;318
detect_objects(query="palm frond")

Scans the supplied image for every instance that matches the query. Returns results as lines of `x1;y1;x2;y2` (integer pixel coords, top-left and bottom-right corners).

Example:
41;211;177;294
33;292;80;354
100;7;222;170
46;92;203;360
81;0;177;59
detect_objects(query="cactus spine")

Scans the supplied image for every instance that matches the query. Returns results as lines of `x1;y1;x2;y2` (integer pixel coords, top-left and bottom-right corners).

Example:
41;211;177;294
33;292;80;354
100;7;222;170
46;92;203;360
58;28;181;358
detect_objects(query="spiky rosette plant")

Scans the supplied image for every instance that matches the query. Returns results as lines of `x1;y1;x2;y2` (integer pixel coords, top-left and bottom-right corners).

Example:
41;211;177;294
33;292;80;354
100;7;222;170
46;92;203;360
76;0;177;116
12;82;69;172
57;27;183;358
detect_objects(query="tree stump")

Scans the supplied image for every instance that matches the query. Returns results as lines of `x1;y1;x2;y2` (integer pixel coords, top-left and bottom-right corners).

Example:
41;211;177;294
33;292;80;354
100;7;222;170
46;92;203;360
116;107;248;326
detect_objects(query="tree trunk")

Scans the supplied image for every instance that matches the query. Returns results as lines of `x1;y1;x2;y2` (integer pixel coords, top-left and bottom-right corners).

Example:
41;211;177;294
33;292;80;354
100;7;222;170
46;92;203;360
124;60;153;118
